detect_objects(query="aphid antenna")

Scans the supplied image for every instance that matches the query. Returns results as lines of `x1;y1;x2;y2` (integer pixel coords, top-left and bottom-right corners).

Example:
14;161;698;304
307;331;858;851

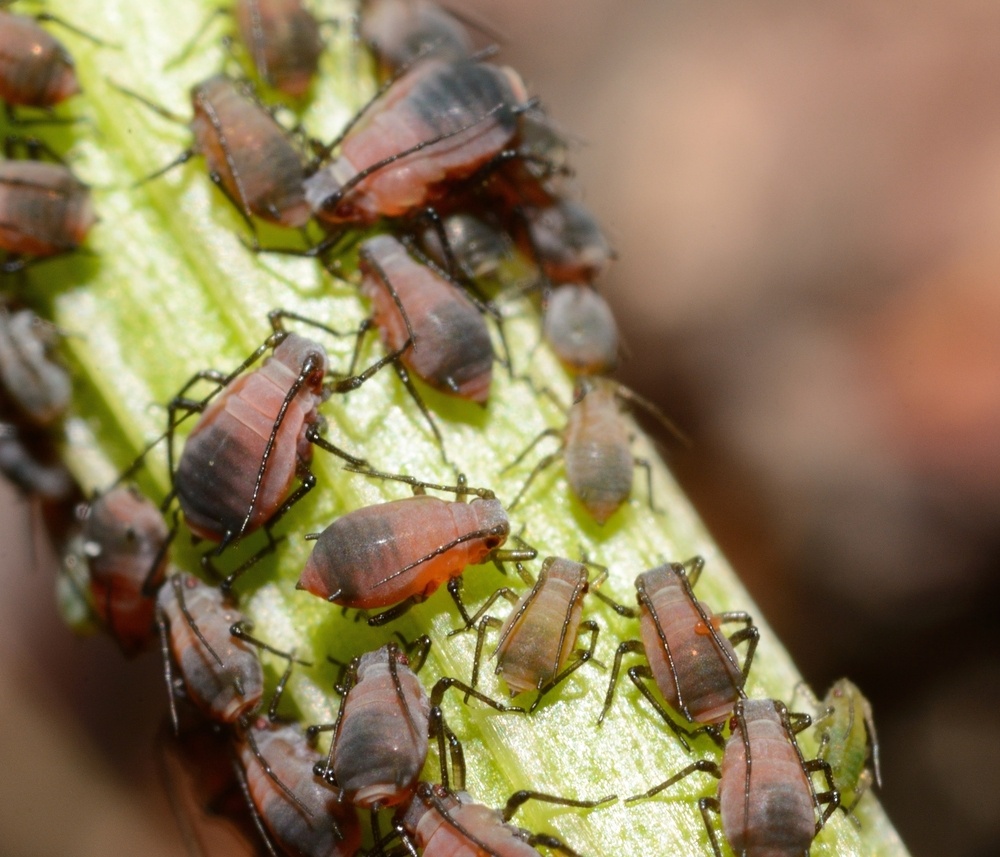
27;9;118;47
341;464;496;500
315;101;511;213
109;81;188;125
605;379;690;447
369;527;505;590
229;620;313;669
3;133;67;164
503;789;617;823
623;758;721;804
226;738;285;857
164;7;228;70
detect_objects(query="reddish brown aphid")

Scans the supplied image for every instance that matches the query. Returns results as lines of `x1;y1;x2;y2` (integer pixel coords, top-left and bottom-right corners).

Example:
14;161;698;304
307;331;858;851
626;699;840;857
119;74;309;229
0;10;79;109
508;378;683;525
359;0;473;79
169;317;369;587
542;285;618;377
517;199;613;287
419;211;513;288
304;57;529;226
234;0;324;98
359;233;494;403
156;573;265;727
308;639;516;811
236;717;362;857
80;485;171;656
0;159;95;270
297;468;535;625
598;557;758;749
396;782;613;857
464;557;628;711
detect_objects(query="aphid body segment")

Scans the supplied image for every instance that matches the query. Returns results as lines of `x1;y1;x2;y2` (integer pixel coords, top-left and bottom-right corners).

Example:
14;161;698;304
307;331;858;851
237;718;362;857
0;11;79;109
360;0;473;78
327;643;431;809
82;486;170;656
157;573;264;723
0;309;71;426
542;286;618;377
298;491;509;611
305;58;529;225
234;0;323;98
189;75;311;227
0;160;95;263
815;678;882;814
174;332;328;544
359;233;494;403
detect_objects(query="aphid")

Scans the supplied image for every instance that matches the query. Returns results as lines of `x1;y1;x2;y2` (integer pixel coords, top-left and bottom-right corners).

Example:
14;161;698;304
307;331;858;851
0;421;74;499
419;211;514;289
804;678;882;817
542;285;618;377
79;485;171;656
0;7;81;111
507;377;685;525
597;557;758;749
296;467;536;625
117;74;310;229
463;557;629;711
176;0;324;98
156;572;265;729
359;0;474;79
0;158;95;272
308;639;517;810
396;781;614;857
626;698;840;857
167;312;376;588
516;198;613;286
304;57;530;228
236;717;362;857
0;308;71;425
358;233;495;404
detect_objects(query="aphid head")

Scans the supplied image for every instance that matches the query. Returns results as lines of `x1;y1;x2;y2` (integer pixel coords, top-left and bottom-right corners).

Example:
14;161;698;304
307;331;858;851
304;159;358;223
272;333;329;392
472;497;510;549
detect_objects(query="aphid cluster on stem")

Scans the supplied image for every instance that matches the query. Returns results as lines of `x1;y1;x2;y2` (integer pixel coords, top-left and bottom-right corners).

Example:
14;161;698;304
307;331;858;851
12;2;894;857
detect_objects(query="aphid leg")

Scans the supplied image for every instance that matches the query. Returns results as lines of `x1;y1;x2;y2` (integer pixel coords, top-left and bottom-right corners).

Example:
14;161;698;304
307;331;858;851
267;308;359;341
503;430;563;511
366;595;423;626
529;619;602;713
464;615;502;696
802;757;841;826
628;664;726;751
305;422;367;466
523;833;586;857
307;658;360;782
624;759;722;803
597;639;644;725
168;576;242;698
612;382;689;446
204;168;259;238
716;612;759;683
341;465;497;500
229;620;312;668
165;7;228;69
215;527;286;594
449;586;519;635
696;796;725;857
240;723;319;820
501;789;616;823
33;12;116;47
589;588;636;618
327;339;413;394
401;634;433;672
141;510;179;597
264;655;296;721
391;360;451;467
227;742;284;857
446;576;472;625
155;600;181;735
633;456;661;515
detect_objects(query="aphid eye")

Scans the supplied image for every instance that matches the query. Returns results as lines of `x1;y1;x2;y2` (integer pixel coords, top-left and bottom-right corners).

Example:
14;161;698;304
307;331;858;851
124;526;138;543
484;535;502;549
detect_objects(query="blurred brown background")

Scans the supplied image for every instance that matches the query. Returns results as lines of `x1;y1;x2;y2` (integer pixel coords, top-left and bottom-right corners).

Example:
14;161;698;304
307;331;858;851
2;1;1000;854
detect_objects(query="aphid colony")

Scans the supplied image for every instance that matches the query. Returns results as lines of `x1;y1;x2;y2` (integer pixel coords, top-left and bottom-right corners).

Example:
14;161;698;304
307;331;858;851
4;1;886;856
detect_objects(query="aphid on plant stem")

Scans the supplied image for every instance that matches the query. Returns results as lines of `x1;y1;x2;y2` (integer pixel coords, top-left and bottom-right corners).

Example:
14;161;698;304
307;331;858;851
304;57;530;228
166;310;392;590
626;698;840;857
0;307;71;426
799;678;882;818
235;717;362;857
307;638;519;811
396;781;616;857
542;285;618;377
0;154;95;273
359;0;475;79
419;211;514;289
296;466;536;626
515;198;613;287
79;485;171;656
506;377;686;525
598;557;758;749
461;557;630;712
114;74;310;230
358;232;495;404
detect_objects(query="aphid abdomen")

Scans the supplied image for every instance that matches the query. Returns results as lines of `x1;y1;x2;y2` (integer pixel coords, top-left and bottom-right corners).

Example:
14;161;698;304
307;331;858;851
84;486;170;655
158;576;264;722
334;650;430;808
234;0;323;98
495;560;586;695
0;161;95;257
638;568;743;724
0;13;79;108
309;60;527;223
299;495;506;607
719;700;816;857
563;387;632;523
401;784;539;857
241;721;361;857
361;235;494;402
190;75;310;227
543;286;618;376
